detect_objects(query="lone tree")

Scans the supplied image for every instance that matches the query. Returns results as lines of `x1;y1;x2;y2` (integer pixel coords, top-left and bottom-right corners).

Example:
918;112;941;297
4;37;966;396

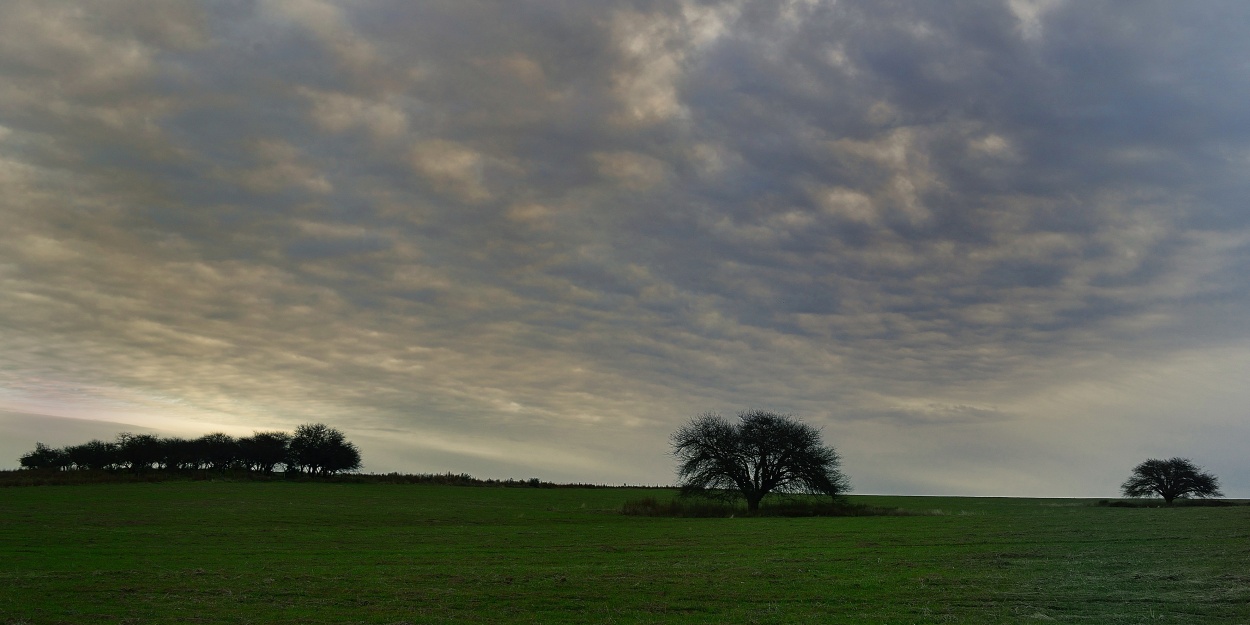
672;409;849;511
1121;457;1223;505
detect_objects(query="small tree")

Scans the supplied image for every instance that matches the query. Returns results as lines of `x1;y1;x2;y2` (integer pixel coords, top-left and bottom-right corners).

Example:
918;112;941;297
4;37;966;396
1121;457;1223;505
116;433;163;473
323;438;362;475
672;410;849;511
158;437;197;471
288;423;361;475
65;439;120;470
195;433;239;472
239;431;291;473
19;443;70;470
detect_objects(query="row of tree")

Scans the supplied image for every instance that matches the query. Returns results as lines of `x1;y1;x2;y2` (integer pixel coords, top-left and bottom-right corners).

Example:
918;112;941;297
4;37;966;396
18;423;361;476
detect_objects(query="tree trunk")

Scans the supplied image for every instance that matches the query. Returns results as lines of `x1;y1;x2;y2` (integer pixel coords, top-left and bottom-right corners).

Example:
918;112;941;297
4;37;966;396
745;493;763;511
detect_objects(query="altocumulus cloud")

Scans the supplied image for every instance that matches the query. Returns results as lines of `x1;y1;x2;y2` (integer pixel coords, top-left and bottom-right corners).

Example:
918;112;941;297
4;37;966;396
2;0;1249;495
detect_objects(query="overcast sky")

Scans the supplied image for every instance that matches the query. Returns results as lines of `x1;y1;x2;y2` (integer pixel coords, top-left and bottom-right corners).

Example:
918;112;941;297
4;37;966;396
2;0;1248;496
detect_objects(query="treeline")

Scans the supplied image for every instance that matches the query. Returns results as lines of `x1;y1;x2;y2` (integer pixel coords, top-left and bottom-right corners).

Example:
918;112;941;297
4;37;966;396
367;473;610;488
17;423;361;476
0;469;626;489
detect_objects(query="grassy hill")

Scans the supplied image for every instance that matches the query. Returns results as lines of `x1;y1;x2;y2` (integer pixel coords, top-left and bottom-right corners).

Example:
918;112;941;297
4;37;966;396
2;482;1247;623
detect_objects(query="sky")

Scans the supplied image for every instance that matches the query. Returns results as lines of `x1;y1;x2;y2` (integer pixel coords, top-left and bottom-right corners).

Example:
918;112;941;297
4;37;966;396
2;0;1249;497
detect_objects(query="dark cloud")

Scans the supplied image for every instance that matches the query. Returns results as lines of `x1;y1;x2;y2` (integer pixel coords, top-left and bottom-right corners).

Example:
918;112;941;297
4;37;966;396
1;0;1248;495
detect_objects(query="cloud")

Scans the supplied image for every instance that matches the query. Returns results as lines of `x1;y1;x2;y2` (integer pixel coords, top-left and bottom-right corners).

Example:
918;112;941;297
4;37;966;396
411;140;494;203
1;1;1249;495
608;1;739;126
859;403;1016;427
301;87;409;138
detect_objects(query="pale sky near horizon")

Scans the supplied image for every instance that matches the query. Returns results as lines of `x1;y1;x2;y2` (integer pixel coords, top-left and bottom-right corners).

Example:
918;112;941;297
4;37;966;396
2;1;1249;497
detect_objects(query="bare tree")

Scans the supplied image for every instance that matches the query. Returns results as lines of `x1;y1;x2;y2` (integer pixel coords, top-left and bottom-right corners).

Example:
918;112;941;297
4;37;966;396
1121;457;1222;505
672;410;849;511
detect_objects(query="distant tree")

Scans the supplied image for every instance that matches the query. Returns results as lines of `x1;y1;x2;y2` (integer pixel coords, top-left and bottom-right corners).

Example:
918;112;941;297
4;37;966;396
1121;457;1223;505
239;431;291;473
195;433;239;472
116;433;163;473
19;442;70;471
64;439;120;470
671;410;849;511
288;423;361;475
323;439;362;475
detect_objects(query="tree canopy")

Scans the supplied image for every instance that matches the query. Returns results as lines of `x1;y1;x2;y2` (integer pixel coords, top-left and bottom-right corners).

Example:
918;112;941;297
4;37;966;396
671;409;849;511
1121;457;1222;505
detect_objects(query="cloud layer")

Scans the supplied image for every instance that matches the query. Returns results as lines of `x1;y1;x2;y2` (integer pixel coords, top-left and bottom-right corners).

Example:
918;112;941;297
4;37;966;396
2;0;1249;495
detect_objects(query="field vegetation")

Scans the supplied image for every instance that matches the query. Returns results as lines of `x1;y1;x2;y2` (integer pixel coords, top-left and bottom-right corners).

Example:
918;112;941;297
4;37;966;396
2;481;1248;624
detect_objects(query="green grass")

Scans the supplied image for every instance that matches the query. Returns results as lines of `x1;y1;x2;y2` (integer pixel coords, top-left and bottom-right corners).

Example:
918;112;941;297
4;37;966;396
1;484;1247;624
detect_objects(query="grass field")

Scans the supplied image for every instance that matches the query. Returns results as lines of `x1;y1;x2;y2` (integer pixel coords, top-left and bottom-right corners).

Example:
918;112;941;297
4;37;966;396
2;483;1248;624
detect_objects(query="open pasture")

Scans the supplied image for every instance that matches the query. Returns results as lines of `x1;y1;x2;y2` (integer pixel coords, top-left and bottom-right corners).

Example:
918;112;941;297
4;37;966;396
2;483;1247;624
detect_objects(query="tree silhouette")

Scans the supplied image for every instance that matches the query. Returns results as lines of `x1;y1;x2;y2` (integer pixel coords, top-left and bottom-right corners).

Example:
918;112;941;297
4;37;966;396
65;439;120;470
288;423;361;475
157;437;197;470
672;410;849;511
19;442;69;470
195;433;239;472
239;431;291;473
18;425;362;477
1121;457;1222;505
117;433;163;473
